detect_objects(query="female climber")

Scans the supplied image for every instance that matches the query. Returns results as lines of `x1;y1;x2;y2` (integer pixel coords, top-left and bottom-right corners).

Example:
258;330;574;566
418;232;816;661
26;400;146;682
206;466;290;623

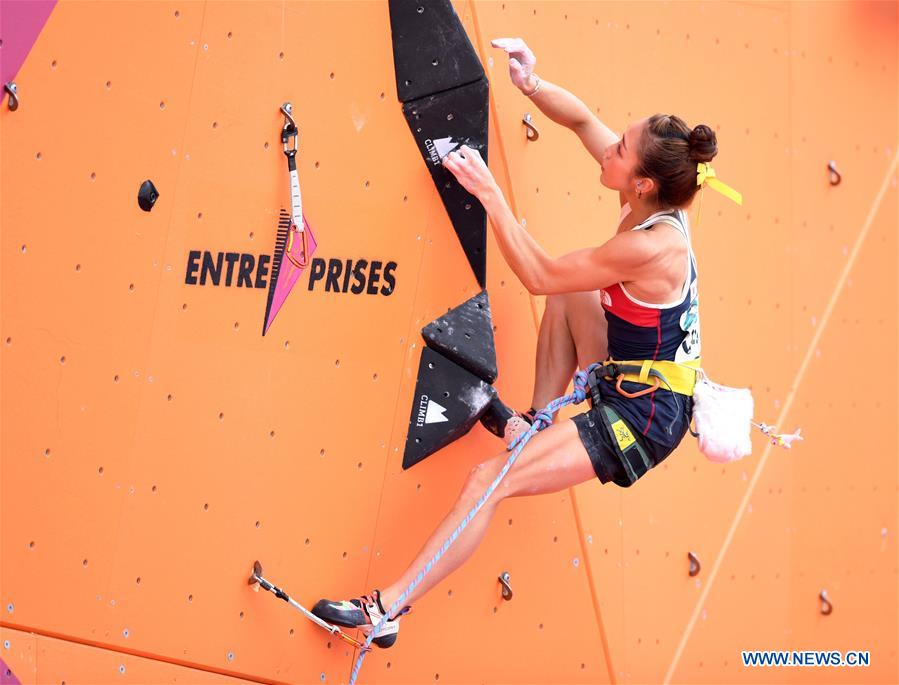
311;36;741;648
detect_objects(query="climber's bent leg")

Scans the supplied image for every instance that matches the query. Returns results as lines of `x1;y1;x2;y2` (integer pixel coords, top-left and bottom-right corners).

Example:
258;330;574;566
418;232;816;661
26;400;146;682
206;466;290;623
470;415;597;499
532;292;608;411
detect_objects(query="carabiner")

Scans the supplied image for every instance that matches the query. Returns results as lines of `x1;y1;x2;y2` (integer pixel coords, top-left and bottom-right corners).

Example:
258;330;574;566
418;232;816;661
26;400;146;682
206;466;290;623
616;375;660;398
285;224;309;269
281;102;298;156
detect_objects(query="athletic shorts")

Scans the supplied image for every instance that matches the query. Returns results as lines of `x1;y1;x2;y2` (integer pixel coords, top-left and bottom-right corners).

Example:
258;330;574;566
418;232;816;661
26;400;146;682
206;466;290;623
570;398;687;488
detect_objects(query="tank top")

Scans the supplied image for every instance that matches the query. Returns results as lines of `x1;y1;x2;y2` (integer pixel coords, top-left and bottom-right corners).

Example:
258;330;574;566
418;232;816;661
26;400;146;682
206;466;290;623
596;202;701;448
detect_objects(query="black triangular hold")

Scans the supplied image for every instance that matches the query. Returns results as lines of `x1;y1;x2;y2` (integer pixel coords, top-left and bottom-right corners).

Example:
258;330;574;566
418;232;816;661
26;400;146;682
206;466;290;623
402;78;489;288
403;346;497;470
421;289;497;384
388;0;486;103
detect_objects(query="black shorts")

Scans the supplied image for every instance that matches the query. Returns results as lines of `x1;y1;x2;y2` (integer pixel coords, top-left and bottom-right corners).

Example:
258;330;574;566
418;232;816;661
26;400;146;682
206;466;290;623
571;401;680;488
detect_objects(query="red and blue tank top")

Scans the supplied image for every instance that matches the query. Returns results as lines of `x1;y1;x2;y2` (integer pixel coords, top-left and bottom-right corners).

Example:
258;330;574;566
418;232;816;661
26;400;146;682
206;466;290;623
596;202;701;448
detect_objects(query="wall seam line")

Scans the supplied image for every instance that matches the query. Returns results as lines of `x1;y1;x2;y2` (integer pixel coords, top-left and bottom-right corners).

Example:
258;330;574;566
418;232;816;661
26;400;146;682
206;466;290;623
468;3;616;683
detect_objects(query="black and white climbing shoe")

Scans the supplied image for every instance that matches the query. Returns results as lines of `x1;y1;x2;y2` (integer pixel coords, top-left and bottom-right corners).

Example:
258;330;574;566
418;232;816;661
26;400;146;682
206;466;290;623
311;589;412;649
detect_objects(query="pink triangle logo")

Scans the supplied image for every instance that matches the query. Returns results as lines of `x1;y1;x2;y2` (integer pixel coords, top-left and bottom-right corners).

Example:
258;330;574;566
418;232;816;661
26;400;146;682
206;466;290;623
262;209;318;335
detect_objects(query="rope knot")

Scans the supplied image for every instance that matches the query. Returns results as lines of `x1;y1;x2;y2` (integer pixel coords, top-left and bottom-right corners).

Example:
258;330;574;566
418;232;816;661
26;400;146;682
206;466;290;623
534;409;554;425
572;370;589;403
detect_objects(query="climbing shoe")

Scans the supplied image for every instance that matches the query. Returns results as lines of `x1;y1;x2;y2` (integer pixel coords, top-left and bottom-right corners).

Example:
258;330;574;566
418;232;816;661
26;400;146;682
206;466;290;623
311;589;412;649
479;397;536;447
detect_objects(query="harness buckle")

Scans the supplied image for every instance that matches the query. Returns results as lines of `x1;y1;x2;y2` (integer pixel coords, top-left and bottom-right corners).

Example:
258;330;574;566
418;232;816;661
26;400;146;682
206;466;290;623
600;361;619;381
601;360;663;398
585;366;604;408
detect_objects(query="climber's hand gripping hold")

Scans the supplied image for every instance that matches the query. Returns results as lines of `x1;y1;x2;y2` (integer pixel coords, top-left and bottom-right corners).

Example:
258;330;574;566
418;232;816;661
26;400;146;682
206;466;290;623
441;145;498;202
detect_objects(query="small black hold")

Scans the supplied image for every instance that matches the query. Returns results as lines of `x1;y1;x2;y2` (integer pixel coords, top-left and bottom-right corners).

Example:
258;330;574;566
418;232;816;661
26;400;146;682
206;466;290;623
138;179;159;211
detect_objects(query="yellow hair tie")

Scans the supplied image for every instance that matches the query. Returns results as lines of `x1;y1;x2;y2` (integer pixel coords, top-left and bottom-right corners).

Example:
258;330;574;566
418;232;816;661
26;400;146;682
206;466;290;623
696;161;742;205
693;161;742;232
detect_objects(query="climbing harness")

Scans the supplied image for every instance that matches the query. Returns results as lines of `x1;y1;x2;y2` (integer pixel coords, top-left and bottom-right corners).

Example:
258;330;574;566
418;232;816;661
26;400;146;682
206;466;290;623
583;359;697;486
598;357;701;397
247;560;374;653
280;102;309;268
586;357;700;439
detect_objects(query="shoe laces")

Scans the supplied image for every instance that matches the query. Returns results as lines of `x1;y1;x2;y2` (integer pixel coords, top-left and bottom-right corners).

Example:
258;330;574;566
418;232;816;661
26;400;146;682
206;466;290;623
361;591;412;622
358;593;379;620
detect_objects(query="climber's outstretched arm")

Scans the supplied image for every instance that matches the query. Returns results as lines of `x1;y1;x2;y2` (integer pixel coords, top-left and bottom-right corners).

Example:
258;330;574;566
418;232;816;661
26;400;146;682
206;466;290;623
490;37;619;164
572;115;620;166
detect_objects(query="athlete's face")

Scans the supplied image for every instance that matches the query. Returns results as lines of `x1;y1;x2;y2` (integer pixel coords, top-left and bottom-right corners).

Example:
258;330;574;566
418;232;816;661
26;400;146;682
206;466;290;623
600;118;648;193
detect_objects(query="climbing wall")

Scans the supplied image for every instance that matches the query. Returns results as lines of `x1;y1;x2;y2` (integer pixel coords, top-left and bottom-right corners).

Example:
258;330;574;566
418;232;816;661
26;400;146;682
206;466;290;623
1;1;896;684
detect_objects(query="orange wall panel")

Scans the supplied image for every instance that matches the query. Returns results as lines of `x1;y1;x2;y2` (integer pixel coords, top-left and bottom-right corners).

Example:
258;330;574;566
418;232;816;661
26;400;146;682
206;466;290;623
1;1;895;683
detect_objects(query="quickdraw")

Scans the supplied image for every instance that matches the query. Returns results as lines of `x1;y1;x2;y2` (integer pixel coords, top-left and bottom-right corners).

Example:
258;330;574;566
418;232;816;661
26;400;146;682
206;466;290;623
248;560;373;653
280;102;309;269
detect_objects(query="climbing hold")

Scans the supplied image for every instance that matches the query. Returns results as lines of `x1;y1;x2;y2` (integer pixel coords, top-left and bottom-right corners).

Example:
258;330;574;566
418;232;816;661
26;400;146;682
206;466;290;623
389;0;485;103
421;289;497;384
403;346;497;470
401;79;490;288
391;0;490;287
137;179;159;212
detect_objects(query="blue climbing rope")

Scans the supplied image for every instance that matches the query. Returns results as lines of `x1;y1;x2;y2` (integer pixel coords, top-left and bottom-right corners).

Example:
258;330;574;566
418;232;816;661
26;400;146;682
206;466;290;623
348;363;602;684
